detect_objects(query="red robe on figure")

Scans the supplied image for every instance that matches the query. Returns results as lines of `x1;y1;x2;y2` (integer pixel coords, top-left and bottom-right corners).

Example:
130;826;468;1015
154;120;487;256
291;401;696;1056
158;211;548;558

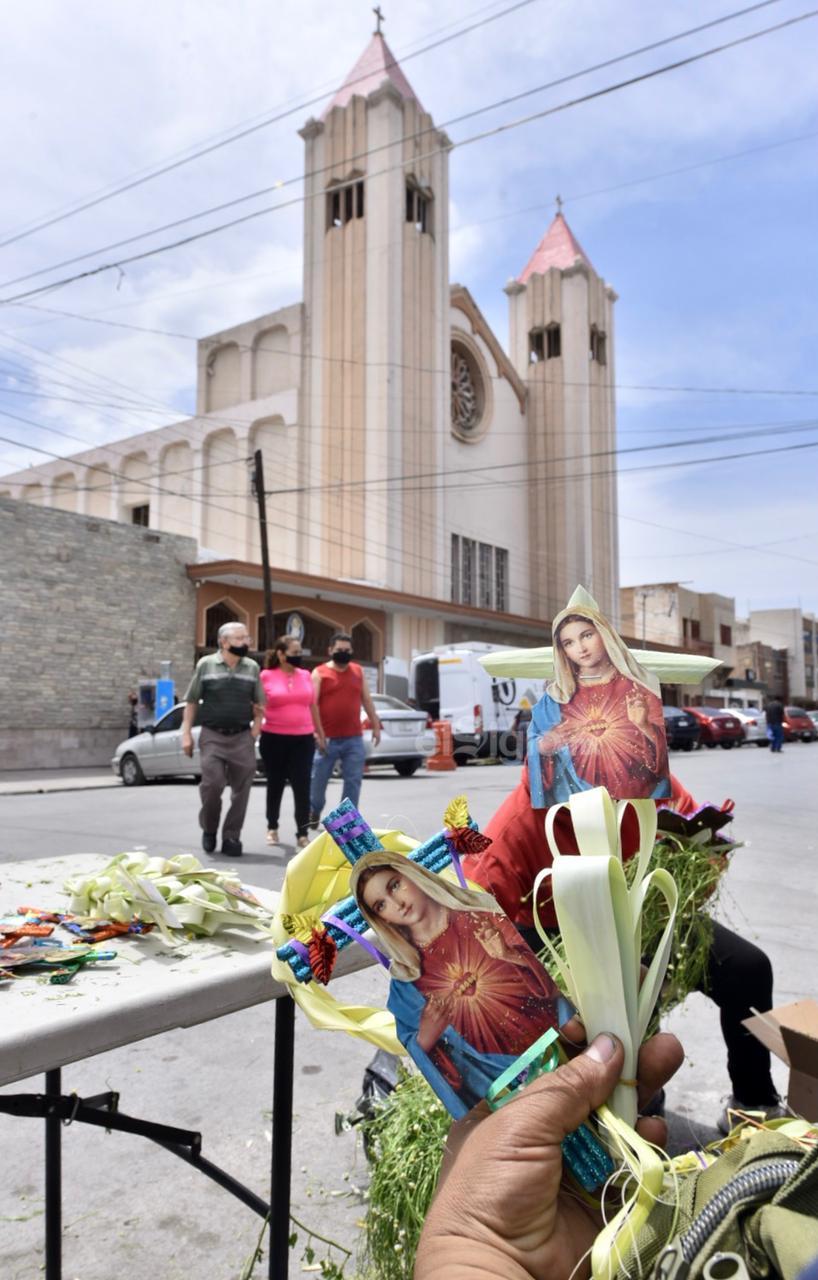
462;768;698;930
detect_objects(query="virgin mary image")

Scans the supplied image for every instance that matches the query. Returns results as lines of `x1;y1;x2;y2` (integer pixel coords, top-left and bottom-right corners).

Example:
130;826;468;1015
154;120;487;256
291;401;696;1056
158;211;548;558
527;587;671;808
350;853;569;1118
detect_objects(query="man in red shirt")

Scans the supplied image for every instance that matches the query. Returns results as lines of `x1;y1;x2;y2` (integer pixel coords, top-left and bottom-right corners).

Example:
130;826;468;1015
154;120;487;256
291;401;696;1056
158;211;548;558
309;633;382;825
463;765;781;1132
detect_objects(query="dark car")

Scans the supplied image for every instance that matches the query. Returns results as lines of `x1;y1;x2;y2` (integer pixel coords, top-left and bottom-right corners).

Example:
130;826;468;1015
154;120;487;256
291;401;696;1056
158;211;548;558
783;706;818;743
683;706;745;749
662;706;701;751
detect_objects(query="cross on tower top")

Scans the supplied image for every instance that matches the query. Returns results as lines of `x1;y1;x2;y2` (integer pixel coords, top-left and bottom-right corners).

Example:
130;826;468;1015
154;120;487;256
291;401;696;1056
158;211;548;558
373;5;385;34
556;194;564;214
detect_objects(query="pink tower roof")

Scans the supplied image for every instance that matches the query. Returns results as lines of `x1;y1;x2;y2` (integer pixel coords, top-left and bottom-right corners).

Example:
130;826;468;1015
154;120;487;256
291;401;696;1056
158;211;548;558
322;33;423;117
518;212;594;284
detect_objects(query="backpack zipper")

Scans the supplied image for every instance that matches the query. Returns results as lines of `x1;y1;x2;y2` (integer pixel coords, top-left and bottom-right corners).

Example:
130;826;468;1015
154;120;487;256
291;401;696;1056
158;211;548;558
653;1157;800;1280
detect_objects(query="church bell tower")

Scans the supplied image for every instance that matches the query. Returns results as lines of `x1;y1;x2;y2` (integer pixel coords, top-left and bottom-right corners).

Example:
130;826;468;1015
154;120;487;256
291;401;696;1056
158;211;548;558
298;21;452;598
506;210;619;622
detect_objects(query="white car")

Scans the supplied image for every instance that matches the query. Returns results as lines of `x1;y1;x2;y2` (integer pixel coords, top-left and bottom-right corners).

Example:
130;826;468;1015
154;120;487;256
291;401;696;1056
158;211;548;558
362;694;436;776
729;708;769;746
112;704;262;785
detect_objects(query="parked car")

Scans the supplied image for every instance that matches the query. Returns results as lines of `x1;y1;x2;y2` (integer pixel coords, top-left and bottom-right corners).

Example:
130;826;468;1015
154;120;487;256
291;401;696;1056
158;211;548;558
683;706;745;749
111;704;262;785
807;710;818;732
662;706;701;751
729;708;769;746
362;694;436;776
783;706;818;742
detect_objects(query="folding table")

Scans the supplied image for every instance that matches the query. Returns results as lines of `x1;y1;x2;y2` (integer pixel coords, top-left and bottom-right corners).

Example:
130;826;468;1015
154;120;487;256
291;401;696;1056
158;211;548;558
0;854;366;1280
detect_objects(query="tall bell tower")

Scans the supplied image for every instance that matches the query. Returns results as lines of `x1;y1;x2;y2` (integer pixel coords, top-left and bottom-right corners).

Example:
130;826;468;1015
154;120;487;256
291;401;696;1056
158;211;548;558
506;210;619;622
298;23;452;601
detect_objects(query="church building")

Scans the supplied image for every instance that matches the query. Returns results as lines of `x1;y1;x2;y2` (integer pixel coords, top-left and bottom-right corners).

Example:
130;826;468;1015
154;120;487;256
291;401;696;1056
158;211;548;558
1;29;620;675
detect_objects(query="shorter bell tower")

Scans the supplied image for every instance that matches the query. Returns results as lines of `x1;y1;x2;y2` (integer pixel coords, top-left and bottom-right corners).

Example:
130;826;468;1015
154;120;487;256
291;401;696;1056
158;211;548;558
506;210;619;622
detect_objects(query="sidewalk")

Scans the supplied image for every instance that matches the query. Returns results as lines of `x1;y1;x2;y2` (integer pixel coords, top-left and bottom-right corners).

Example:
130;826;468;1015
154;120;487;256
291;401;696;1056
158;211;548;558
0;766;121;796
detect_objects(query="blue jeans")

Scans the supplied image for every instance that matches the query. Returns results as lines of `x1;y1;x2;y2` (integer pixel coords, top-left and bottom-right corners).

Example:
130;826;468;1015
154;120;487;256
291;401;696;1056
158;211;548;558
769;724;784;752
310;734;367;816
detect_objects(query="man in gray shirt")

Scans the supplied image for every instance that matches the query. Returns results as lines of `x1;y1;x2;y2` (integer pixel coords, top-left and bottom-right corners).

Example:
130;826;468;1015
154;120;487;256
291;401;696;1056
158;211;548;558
182;622;265;856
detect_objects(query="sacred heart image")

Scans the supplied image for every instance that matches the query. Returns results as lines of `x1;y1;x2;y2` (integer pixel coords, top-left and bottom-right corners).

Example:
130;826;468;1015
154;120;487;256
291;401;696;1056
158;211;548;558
350;851;567;1118
527;586;671;807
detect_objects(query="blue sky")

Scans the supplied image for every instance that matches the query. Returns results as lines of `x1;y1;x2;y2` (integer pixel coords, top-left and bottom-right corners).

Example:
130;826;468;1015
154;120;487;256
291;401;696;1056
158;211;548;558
1;0;816;613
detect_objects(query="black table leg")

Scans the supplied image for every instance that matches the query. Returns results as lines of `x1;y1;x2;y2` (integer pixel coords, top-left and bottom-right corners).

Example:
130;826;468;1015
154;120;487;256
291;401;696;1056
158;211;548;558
45;1067;61;1280
269;995;295;1280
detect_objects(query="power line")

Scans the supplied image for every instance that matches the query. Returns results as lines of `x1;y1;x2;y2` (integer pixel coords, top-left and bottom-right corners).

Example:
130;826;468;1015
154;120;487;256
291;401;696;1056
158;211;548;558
0;0;538;252
379;437;818;497
7;118;810;331
0;1;784;279
6;304;818;404
4;404;817;602
259;421;818;498
3;5;812;304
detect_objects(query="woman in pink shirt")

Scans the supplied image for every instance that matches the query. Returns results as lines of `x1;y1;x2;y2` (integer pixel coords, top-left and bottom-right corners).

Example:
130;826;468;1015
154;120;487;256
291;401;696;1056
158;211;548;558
260;635;326;849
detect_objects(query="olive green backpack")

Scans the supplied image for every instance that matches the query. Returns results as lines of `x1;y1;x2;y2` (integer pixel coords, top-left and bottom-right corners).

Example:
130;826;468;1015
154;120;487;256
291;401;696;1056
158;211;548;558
615;1129;818;1280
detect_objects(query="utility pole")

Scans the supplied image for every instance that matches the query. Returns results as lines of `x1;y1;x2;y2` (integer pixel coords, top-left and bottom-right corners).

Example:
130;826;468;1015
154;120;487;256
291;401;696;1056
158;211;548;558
251;449;274;650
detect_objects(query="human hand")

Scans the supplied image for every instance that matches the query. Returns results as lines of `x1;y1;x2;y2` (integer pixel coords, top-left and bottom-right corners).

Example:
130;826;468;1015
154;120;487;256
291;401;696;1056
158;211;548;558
181;732;194;759
315;732;327;753
537;728;564;755
250;723;262;741
415;1030;684;1280
474;921;515;962
625;692;649;729
371;719;382;746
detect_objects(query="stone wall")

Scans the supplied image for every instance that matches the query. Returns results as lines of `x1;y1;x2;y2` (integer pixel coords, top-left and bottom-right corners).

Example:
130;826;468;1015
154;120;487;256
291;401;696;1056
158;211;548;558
0;498;198;768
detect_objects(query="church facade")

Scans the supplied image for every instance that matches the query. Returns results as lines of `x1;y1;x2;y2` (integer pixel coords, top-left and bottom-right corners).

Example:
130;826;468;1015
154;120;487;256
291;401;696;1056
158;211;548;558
1;32;619;670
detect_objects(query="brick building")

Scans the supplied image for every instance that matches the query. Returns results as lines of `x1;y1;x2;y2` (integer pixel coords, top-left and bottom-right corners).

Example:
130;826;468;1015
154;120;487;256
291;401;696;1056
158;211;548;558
0;498;197;769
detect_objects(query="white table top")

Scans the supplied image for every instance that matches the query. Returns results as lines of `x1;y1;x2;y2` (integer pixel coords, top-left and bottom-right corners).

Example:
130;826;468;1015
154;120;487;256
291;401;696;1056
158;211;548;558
0;855;362;1087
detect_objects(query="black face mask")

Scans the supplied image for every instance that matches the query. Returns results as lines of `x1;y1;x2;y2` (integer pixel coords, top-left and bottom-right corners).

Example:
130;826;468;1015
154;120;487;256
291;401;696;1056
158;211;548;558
228;643;249;658
332;650;353;665
284;654;303;668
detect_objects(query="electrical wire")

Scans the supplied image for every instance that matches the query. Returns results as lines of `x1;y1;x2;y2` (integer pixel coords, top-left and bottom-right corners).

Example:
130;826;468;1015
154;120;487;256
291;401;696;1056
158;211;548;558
0;0;538;251
3;6;813;304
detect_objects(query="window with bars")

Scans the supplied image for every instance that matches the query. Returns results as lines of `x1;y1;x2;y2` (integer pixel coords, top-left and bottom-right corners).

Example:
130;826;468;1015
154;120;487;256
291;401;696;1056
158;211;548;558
590;325;607;365
495;548;508;612
461;537;475;607
479;543;494;609
406;182;432;234
451;535;508;611
450;534;461;604
326;180;365;230
528;323;561;363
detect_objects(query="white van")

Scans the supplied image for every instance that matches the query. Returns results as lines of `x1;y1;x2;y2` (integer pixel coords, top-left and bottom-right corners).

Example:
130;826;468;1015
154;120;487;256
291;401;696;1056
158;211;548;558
410;645;545;763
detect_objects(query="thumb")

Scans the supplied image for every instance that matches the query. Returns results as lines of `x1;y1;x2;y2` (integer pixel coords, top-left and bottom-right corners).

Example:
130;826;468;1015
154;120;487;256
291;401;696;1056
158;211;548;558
521;1032;624;1143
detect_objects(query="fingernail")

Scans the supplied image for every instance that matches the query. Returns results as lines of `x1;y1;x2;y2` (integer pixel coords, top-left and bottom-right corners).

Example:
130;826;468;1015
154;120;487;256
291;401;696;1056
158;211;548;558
586;1033;618;1064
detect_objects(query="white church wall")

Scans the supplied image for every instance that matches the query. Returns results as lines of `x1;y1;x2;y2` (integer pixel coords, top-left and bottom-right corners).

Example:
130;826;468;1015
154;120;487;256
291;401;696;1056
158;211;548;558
85;464;113;521
158;440;196;541
201;428;250;558
248;417;299;569
445;308;531;618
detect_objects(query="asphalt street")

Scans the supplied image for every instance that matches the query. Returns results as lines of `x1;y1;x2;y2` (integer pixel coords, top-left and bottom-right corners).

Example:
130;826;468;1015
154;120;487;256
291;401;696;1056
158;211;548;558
1;744;816;1278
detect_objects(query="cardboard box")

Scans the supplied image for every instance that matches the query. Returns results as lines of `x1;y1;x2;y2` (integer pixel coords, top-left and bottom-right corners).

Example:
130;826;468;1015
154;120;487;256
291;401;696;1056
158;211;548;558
743;1000;818;1123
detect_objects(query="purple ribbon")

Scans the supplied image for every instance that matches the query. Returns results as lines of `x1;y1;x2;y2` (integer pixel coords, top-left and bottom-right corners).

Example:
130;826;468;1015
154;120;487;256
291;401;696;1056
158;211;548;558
289;939;310;965
445;839;469;890
322;912;391;970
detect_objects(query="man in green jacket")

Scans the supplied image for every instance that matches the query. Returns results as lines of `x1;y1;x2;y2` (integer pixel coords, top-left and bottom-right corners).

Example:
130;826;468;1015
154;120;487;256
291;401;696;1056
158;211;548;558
182;622;265;856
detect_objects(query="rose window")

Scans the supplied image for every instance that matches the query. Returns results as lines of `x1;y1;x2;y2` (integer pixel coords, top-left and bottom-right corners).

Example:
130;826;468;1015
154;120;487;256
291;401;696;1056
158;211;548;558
451;342;485;438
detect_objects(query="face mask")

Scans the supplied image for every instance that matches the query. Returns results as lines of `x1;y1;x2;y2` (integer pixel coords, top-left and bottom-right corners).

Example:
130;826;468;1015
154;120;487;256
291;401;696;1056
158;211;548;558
285;654;303;668
228;643;249;658
332;650;352;666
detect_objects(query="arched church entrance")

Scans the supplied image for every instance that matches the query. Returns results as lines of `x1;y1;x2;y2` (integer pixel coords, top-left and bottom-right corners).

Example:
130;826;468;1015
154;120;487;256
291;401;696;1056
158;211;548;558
204;599;246;649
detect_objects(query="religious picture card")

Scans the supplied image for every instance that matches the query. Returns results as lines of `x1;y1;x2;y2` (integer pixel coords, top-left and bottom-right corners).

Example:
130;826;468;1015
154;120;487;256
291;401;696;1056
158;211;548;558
350;853;570;1119
527;587;671;808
